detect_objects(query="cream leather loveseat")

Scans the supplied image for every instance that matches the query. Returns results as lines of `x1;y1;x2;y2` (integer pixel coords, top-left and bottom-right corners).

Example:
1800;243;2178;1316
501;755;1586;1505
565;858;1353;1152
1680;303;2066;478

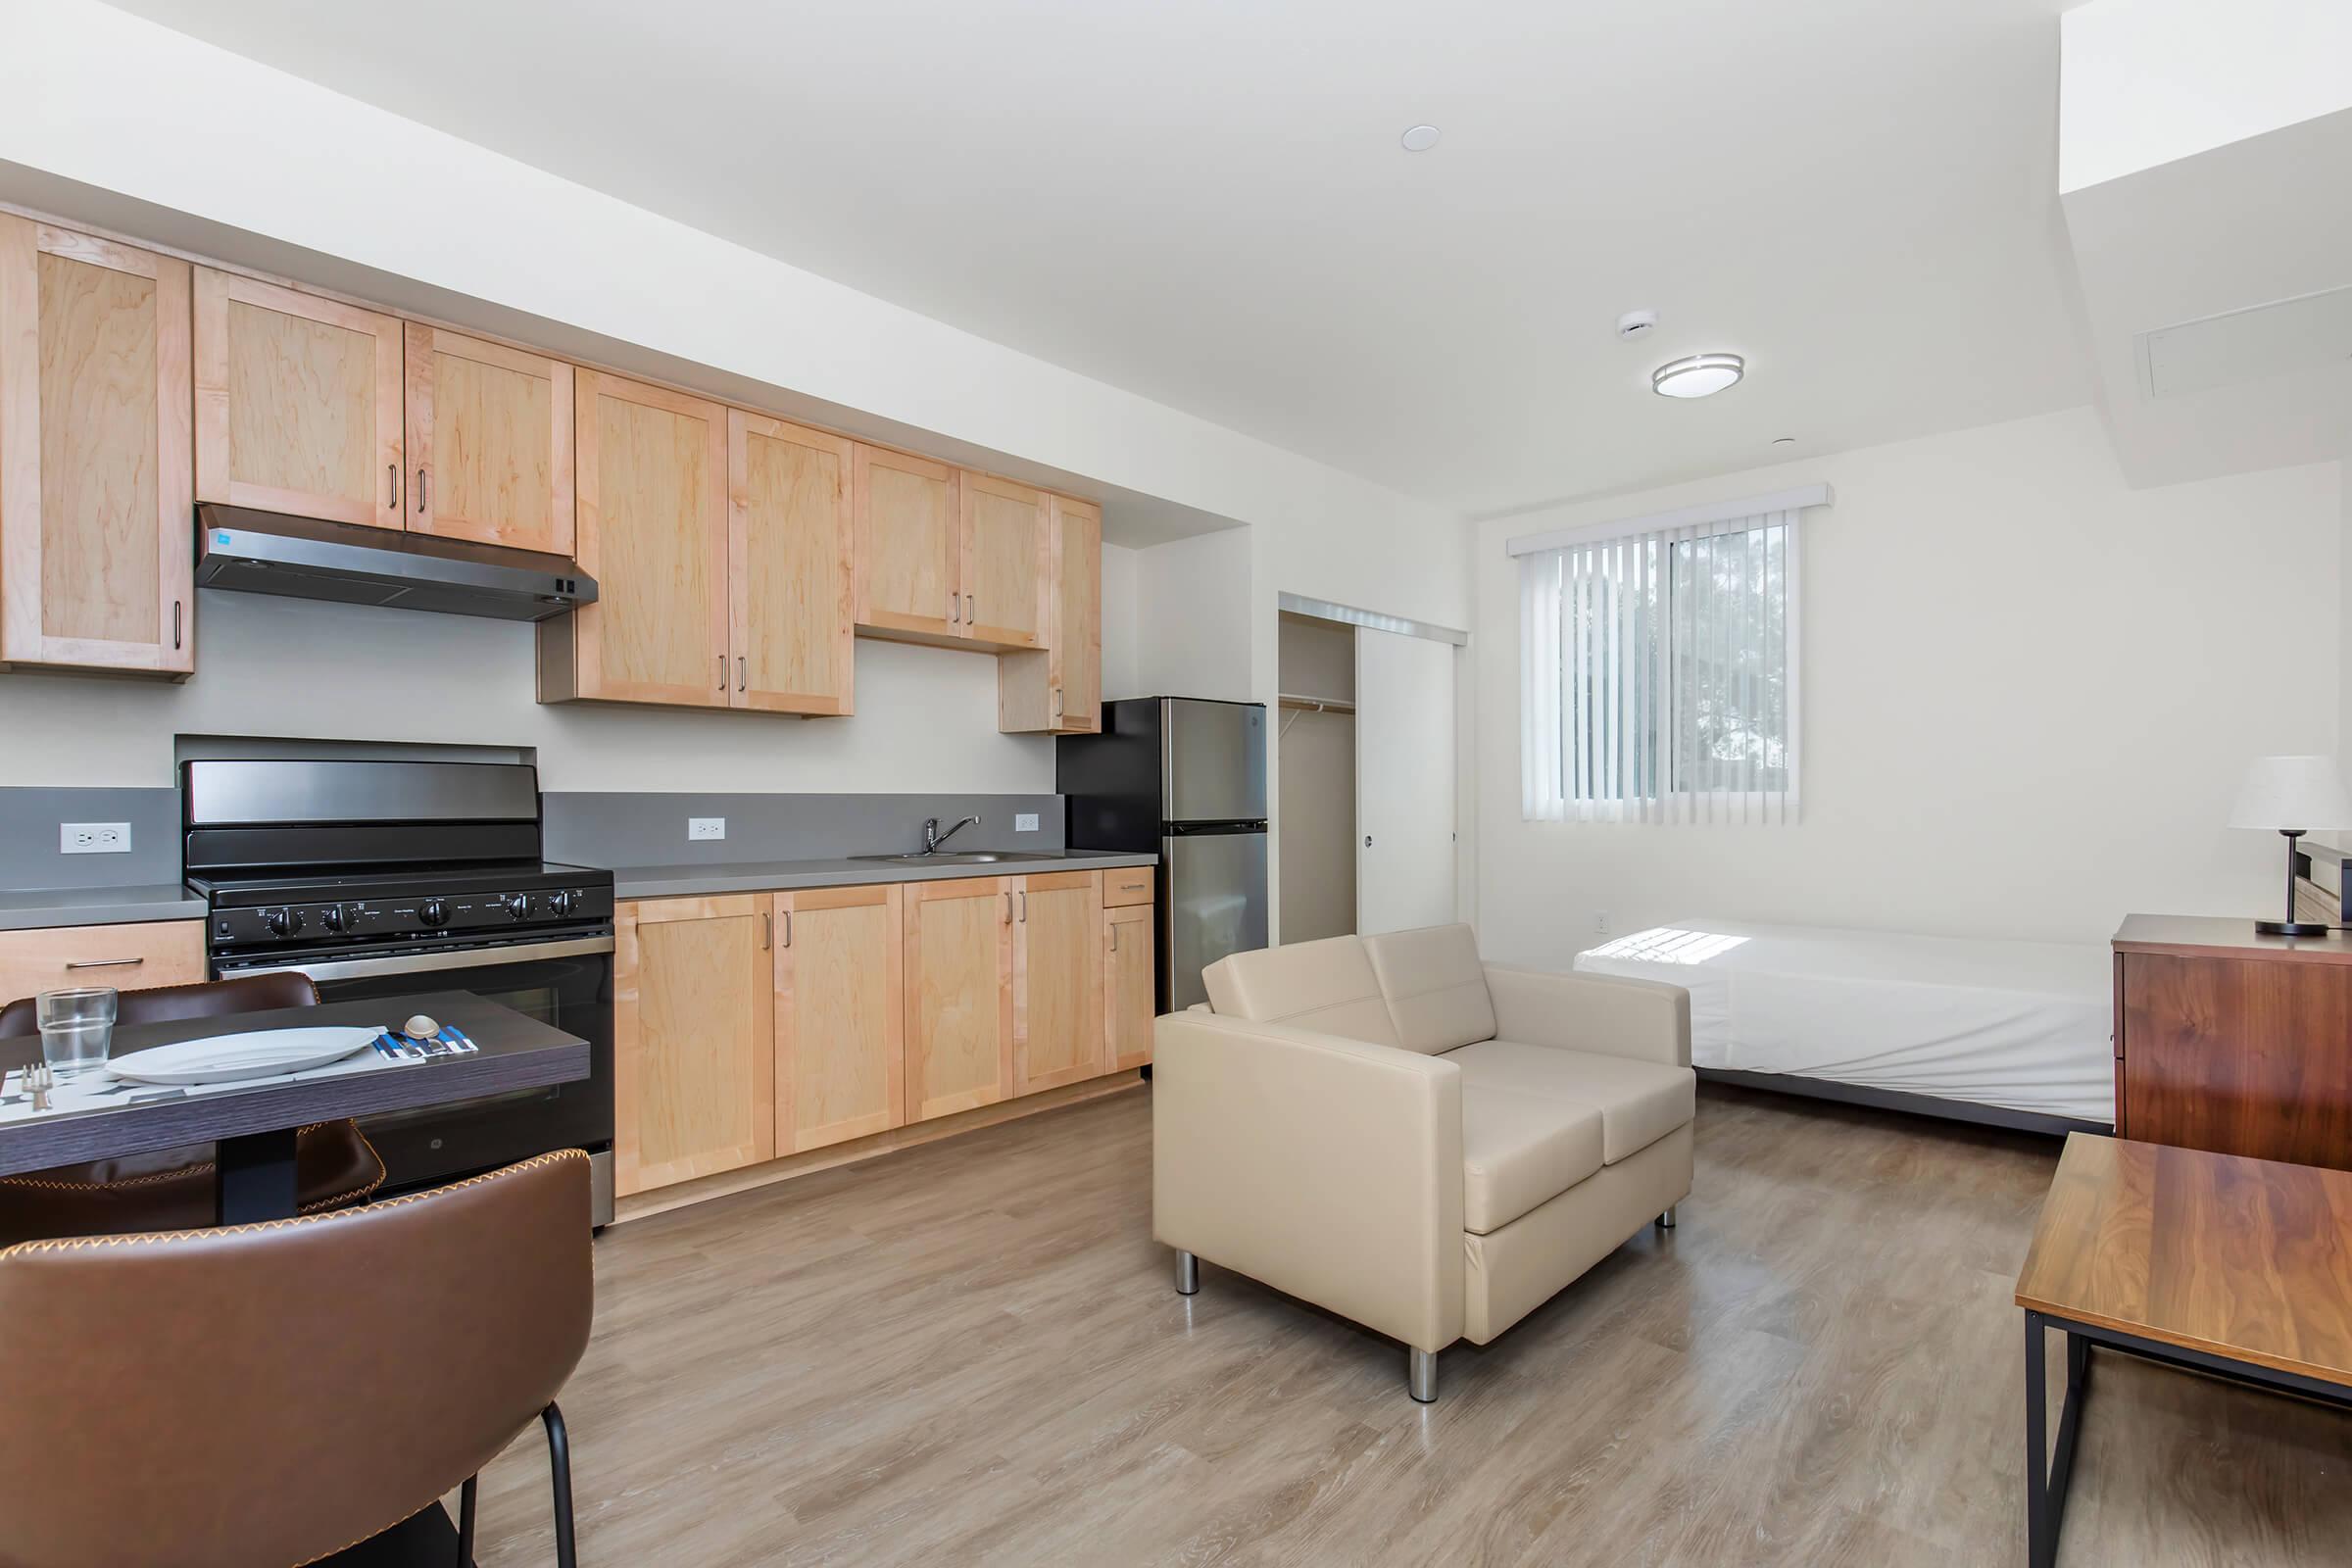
1152;923;1694;1400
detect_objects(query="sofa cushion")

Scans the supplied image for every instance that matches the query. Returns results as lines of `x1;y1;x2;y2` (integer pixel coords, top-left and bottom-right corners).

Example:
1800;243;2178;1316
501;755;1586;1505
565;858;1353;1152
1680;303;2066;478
1459;1086;1603;1235
1363;924;1499;1054
1200;935;1404;1050
1444;1040;1695;1164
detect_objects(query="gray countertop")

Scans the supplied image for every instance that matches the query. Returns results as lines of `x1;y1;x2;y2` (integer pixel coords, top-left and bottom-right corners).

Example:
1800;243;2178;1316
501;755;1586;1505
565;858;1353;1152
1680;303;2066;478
609;848;1158;901
0;884;209;933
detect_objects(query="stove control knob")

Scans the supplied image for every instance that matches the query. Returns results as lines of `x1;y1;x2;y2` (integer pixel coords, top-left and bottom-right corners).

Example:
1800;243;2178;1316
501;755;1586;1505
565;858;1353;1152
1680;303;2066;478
501;893;532;919
418;898;450;928
547;889;578;918
319;903;351;933
263;906;302;937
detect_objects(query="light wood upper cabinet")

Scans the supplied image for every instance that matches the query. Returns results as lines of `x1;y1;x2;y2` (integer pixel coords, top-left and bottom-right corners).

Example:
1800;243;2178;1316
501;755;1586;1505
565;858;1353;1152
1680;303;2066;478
1104;901;1154;1072
541;369;728;707
854;444;959;639
903;876;1014;1123
0;219;194;676
959;472;1048;650
774;884;904;1152
999;495;1102;734
1013;871;1103;1095
730;412;854;715
405;322;573;555
194;268;403;530
614;895;776;1197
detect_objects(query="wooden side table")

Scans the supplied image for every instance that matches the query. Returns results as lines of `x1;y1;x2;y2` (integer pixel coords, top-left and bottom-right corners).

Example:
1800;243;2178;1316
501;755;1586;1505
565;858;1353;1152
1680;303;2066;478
2015;1133;2352;1568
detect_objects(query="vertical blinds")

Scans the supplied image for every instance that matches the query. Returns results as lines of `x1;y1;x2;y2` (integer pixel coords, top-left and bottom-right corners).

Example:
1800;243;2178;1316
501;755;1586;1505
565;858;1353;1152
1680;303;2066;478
1519;508;1801;824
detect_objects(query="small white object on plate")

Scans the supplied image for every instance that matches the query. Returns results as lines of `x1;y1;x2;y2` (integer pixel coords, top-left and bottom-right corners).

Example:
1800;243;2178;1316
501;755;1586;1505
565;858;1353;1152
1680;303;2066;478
106;1026;382;1087
403;1013;440;1041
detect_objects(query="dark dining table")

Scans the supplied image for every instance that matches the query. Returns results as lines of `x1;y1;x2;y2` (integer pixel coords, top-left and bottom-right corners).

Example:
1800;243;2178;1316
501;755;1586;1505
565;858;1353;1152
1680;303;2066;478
0;989;591;1567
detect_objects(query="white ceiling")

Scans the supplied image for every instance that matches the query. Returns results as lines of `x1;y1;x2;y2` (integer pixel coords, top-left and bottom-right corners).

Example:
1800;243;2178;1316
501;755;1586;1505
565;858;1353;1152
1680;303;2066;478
110;0;2096;517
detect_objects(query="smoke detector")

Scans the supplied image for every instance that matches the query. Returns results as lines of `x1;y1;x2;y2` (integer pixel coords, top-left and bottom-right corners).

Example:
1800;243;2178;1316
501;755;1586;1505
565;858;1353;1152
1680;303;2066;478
1617;310;1659;340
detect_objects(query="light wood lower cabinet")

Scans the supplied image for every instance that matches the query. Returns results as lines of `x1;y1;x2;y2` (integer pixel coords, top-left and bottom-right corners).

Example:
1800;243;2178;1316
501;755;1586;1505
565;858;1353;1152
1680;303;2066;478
1104;902;1155;1072
614;870;1152;1196
614;896;775;1197
0;920;207;1009
1013;871;1103;1094
774;884;904;1152
903;876;1015;1122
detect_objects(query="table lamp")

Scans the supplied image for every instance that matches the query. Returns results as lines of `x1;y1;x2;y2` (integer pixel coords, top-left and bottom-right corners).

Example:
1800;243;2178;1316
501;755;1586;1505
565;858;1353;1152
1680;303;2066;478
2229;756;2352;937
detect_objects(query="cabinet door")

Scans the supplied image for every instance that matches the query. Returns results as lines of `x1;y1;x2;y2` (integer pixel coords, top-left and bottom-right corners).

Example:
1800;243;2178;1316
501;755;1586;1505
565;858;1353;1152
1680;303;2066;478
194;268;403;529
569;369;729;706
0;919;207;1005
960;472;1048;649
0;220;193;674
405;322;573;554
904;877;1013;1122
1104;902;1155;1072
1051;497;1102;730
853;444;959;638
614;896;775;1196
775;884;904;1152
1013;871;1103;1095
729;411;854;714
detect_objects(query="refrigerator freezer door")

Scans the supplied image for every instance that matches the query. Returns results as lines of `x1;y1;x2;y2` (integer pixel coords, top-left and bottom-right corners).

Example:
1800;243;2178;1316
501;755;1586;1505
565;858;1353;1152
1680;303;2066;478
1162;700;1267;824
1161;828;1269;1011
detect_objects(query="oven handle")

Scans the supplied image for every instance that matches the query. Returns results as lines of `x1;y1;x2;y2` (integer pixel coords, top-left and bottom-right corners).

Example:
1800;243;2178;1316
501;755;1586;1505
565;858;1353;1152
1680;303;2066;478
227;934;615;983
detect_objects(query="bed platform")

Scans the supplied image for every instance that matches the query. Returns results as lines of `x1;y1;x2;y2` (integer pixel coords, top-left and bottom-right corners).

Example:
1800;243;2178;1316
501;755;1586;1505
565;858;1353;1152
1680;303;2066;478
1573;919;2115;1134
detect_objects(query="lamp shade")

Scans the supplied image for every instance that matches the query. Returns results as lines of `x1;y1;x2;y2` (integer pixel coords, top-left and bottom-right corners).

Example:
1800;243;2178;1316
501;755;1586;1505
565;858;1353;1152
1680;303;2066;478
2228;756;2352;830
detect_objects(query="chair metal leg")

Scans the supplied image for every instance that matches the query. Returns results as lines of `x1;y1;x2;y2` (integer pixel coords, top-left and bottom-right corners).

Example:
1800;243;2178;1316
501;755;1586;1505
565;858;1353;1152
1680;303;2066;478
1175;1250;1200;1295
456;1474;477;1565
542;1401;578;1568
1657;1205;1678;1229
1408;1348;1439;1402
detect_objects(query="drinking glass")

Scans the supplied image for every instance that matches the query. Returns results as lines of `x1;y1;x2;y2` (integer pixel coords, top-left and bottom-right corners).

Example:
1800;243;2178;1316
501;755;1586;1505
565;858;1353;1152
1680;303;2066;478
36;986;118;1079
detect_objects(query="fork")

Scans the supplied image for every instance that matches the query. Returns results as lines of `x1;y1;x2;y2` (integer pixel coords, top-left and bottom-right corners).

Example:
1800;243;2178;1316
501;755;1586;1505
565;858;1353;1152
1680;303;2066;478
24;1061;55;1112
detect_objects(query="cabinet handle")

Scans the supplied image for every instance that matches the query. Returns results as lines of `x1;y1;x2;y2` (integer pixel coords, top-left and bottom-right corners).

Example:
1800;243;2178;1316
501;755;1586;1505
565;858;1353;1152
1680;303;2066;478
782;910;793;948
65;956;143;970
761;910;771;951
386;463;399;509
965;593;975;624
417;466;429;514
172;600;183;651
738;656;747;692
950;593;960;625
1004;892;1013;924
1110;924;1119;953
1053;686;1063;718
1018;891;1027;923
718;655;726;691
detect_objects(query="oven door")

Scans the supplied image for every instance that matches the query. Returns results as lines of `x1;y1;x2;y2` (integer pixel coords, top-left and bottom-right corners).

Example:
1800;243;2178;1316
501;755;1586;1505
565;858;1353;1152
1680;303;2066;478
221;934;614;1220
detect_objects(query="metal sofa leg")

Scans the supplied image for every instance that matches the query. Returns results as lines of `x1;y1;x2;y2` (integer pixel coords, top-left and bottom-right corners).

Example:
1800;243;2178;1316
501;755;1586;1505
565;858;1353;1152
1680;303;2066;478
1175;1250;1200;1295
1408;1348;1439;1403
1657;1205;1678;1230
542;1401;578;1568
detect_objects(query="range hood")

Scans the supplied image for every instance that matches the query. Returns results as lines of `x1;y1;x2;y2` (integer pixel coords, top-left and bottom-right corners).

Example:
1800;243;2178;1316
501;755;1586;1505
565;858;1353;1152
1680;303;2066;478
194;505;596;622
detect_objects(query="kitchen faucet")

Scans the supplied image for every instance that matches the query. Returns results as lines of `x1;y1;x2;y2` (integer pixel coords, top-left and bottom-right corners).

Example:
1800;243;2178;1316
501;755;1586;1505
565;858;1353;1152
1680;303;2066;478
923;814;982;854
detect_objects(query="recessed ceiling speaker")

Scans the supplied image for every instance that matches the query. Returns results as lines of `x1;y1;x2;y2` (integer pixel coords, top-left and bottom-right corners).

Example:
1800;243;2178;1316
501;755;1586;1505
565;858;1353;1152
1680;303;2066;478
1617;310;1659;339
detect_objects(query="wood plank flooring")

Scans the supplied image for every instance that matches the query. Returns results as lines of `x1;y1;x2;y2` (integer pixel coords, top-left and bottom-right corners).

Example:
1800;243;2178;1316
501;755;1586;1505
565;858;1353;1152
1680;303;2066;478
458;1084;2352;1566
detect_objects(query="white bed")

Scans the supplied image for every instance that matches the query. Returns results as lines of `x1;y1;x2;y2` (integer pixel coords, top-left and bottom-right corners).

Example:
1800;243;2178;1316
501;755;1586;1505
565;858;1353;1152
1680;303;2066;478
1573;918;2114;1128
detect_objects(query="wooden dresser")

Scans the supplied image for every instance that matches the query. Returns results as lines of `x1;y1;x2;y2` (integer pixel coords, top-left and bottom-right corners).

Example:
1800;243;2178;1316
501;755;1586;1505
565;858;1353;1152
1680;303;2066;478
2112;914;2352;1169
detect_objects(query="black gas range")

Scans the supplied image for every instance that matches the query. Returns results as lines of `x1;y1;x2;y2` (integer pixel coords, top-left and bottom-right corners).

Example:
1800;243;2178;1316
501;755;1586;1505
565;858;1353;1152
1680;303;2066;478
182;759;616;1222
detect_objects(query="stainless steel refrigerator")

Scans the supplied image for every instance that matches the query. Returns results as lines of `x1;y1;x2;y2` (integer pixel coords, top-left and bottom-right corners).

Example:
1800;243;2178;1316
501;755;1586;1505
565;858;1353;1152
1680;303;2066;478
1058;698;1268;1012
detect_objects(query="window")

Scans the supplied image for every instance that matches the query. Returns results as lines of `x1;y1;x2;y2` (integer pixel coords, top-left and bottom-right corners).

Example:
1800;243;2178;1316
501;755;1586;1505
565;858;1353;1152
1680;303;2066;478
1517;501;1803;823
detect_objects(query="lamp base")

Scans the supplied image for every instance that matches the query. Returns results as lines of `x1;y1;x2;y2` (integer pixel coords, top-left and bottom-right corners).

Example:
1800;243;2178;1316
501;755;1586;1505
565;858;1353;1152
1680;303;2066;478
2255;919;2332;938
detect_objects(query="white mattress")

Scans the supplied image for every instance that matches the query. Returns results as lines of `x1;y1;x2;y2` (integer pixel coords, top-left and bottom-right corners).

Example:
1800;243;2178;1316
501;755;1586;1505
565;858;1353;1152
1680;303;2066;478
1572;919;2113;1124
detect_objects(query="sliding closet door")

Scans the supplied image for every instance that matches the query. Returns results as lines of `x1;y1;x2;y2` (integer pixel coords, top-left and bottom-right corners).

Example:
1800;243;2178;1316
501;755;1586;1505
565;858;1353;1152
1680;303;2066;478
1356;627;1457;935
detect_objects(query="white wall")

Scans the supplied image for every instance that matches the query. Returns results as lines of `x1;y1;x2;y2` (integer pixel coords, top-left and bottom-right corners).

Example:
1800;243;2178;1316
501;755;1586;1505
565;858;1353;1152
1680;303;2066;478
1474;407;2345;966
1129;529;1257;702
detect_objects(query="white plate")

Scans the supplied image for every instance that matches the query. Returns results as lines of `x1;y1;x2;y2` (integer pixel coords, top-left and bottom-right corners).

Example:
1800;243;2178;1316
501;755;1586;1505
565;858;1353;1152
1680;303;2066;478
105;1026;383;1087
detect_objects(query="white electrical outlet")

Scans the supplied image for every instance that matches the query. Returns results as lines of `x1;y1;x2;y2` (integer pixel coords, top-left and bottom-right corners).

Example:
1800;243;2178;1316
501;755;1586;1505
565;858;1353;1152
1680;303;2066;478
688;817;726;842
61;822;131;855
1014;813;1040;833
1593;911;1610;935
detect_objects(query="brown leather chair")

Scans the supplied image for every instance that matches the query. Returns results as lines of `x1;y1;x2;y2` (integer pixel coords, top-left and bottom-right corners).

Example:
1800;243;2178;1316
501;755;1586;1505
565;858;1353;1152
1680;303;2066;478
0;973;384;1246
0;1148;593;1568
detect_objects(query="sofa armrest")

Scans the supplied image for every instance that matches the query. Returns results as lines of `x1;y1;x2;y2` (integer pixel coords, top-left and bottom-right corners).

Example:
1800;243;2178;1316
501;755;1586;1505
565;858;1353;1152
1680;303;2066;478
1482;964;1691;1068
1152;1011;1464;1353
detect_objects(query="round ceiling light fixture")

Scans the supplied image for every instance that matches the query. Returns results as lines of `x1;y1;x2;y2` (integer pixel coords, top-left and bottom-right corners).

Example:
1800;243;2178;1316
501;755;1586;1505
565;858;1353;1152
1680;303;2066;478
1651;353;1745;399
1400;124;1442;152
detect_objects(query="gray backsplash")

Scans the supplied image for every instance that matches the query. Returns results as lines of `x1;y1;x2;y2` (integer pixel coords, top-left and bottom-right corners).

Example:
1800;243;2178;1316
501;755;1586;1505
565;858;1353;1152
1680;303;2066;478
541;792;1065;868
0;788;183;891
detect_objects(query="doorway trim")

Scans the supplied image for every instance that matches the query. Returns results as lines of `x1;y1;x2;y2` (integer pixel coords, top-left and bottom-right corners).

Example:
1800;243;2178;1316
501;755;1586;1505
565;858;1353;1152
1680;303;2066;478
1276;592;1467;647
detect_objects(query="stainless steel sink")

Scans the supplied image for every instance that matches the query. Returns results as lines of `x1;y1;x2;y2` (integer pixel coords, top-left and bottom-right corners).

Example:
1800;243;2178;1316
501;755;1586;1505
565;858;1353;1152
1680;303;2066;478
849;851;1019;865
